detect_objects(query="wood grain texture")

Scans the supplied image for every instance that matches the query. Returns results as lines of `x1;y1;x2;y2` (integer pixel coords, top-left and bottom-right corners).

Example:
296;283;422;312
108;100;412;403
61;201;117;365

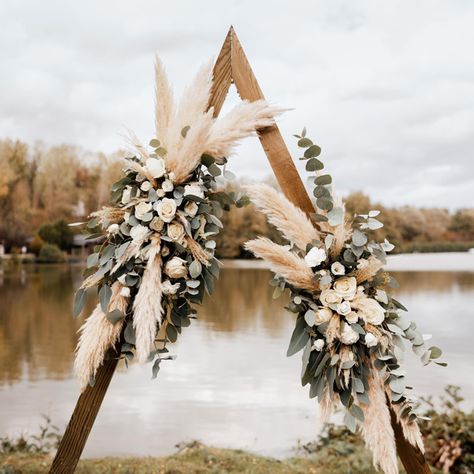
49;352;119;473
229;27;315;217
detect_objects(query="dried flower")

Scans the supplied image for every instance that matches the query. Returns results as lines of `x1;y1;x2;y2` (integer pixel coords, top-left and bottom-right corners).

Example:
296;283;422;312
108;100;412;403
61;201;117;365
184;201;199;217
149;216;164;232
315;307;333;324
333;276;357;300
167;222;185;242
184;183;204;199
365;332;378;347
107;223;120;234
337;301;352;316
304;247;327;267
340;323;359;345
140;181;152;192
319;289;342;307
162;280;180;295
146;158;166;178
331;262;345;275
135;201;152;220
164;256;187;279
162;179;174;192
313;339;325;351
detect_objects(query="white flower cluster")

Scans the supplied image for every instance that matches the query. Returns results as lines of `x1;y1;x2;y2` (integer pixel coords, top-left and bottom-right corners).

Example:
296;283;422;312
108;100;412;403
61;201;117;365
303;245;386;350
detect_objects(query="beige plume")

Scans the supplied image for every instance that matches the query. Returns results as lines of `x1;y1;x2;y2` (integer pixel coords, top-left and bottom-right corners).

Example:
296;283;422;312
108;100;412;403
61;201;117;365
154;56;174;143
132;239;164;364
360;369;399;474
390;401;424;453
354;255;384;284
245;184;319;250
74;282;128;392
245;237;318;292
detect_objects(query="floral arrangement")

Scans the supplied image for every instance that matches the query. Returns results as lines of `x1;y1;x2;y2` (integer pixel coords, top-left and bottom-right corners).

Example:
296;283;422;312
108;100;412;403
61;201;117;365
72;57;281;391
245;129;445;474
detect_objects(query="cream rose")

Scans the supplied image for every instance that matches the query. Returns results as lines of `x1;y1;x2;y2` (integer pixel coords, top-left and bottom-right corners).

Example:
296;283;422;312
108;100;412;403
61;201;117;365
130;224;149;244
365;332;378;347
315;307;333;324
331;262;345;275
107;223;119;234
304;247;327;267
184;201;199;217
345;311;359;324
149;217;164;232
162;179;174;193
156;198;177;223
356;298;385;325
146;158;165;178
140;181;152;192
120;286;131;297
336;301;352;316
135;201;152;220
164;257;188;279
184;183;204;199
162;280;180;295
340;323;359;345
312;339;325;351
167;222;185;242
333;276;357;301
319;289;342;307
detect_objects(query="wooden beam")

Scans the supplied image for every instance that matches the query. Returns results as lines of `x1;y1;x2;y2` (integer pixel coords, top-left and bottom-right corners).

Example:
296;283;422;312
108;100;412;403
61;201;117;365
49;351;119;473
229;27;315;217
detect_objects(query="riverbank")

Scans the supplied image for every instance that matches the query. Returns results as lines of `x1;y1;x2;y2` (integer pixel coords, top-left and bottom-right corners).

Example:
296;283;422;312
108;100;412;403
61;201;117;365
223;252;474;272
0;441;441;474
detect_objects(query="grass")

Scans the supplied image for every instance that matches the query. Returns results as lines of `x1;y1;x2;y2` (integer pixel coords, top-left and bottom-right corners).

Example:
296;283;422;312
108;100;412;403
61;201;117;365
0;440;391;474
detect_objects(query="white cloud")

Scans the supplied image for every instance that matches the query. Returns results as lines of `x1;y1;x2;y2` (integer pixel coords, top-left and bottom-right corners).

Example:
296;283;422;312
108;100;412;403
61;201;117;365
1;0;472;209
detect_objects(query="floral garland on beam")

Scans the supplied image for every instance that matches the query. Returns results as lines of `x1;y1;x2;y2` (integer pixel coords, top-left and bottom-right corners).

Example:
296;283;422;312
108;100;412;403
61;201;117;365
72;57;281;391
245;129;445;474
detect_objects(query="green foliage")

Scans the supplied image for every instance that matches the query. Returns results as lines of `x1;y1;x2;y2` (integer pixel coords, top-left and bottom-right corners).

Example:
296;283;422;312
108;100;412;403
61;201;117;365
38;220;74;250
37;244;66;263
419;385;474;474
0;416;61;455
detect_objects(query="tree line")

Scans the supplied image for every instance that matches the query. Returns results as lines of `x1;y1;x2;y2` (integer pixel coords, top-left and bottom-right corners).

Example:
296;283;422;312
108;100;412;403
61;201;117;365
0;137;473;257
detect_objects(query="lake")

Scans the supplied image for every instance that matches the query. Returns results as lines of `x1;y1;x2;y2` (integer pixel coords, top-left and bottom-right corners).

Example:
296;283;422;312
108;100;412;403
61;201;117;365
0;255;473;459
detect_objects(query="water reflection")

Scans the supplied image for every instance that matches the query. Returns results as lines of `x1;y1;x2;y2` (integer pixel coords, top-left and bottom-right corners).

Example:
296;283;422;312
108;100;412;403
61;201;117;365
0;264;473;458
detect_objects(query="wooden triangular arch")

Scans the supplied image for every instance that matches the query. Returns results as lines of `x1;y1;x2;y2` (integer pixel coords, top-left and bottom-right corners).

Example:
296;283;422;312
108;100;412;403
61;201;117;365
50;27;431;473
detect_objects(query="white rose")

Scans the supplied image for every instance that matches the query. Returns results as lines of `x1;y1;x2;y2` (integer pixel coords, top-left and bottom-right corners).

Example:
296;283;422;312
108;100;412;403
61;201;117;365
356;298;385;326
162;179;174;193
156;198;177;223
146;158;165;178
149;217;164;232
315;307;333;324
184;201;199;217
337;301;352;316
365;332;378;347
304;247;327;267
164;257;188;279
140;181;152;192
345;311;359;324
130;224;149;244
167;222;185;242
340;323;359;345
162;280;180;295
156;189;165;198
312;339;325;351
120;286;131;297
107;223;119;234
333;276;357;301
134;201;152;220
121;186;132;204
319;289;342;307
184;183;204;199
331;262;345;275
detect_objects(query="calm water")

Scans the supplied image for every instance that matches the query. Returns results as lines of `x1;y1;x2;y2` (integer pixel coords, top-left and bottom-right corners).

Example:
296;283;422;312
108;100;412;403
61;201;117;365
0;262;473;458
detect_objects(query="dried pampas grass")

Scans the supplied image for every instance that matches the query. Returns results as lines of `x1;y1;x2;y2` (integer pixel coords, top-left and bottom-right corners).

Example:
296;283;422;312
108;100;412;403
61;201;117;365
74;282;128;391
186;236;211;266
390;401;424;453
133;239;164;364
360;369;399;474
245;237;318;292
245;184;319;250
203;100;284;161
90;207;126;225
354;256;383;284
154;56;174;143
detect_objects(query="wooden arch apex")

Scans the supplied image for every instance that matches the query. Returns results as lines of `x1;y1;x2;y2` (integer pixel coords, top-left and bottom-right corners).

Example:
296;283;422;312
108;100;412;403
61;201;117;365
50;26;431;473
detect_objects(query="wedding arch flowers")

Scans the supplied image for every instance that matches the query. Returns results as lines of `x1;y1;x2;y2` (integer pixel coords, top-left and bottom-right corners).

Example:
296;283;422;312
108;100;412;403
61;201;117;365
245;129;445;474
72;57;281;391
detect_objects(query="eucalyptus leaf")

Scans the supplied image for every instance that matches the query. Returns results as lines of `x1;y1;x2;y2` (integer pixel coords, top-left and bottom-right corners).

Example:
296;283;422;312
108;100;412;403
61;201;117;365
107;309;125;324
189;260;202;279
287;317;310;357
99;284;112;313
73;289;87;318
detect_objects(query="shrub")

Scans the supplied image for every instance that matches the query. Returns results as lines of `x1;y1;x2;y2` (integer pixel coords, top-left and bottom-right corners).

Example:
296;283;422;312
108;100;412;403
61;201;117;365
37;244;66;263
38;220;74;250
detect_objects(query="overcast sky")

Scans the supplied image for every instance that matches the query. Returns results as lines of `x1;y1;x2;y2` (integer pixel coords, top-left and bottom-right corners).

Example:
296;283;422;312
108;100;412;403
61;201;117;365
1;0;473;209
